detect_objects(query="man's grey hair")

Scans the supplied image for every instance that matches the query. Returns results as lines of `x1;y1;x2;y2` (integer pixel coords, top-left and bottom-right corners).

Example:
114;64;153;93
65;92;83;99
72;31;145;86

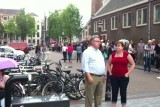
89;35;100;43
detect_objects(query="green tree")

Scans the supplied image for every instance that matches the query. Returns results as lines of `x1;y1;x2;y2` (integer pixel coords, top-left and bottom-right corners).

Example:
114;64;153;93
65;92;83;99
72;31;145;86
26;14;36;43
16;9;36;41
61;4;82;43
0;21;4;40
4;19;17;41
48;10;62;39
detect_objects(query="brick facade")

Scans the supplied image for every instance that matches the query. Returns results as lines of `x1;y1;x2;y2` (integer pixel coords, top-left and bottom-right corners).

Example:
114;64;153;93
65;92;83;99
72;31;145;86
91;0;160;44
91;0;103;16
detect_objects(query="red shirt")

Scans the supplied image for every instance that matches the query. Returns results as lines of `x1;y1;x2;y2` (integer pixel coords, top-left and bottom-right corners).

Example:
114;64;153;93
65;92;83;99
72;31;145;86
67;46;73;53
111;52;129;78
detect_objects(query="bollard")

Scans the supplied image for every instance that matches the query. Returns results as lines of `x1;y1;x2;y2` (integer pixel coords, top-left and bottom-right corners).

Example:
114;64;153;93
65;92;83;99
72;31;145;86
105;72;112;101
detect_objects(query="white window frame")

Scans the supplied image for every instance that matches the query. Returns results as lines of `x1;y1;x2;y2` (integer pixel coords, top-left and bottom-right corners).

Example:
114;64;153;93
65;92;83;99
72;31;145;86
111;16;117;30
122;12;131;28
136;7;147;26
154;3;160;24
3;16;8;21
102;19;107;31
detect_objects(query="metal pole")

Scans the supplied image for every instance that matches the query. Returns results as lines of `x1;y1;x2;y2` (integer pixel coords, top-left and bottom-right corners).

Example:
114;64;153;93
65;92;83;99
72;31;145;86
148;0;151;40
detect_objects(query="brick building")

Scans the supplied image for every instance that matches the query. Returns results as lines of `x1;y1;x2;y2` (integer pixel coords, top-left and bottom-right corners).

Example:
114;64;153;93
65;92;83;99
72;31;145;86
91;0;160;43
80;0;160;44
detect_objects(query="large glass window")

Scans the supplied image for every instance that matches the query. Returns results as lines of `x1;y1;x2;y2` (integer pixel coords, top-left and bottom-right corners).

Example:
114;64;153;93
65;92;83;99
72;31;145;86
123;12;131;28
111;16;117;30
154;4;160;23
136;8;147;26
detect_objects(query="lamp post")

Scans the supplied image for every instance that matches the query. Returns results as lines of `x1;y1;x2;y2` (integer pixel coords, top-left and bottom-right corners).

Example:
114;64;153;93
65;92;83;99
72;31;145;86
148;0;151;40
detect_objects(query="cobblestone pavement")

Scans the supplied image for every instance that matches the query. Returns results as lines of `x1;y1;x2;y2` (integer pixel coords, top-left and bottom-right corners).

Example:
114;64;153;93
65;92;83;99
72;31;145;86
70;96;160;107
30;50;160;107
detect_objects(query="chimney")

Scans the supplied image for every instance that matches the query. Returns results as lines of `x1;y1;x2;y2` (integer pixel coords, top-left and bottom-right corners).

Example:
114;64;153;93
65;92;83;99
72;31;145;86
91;0;103;16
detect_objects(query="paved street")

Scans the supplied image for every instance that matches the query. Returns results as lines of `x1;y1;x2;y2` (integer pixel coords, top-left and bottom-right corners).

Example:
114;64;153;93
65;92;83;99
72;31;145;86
30;50;160;106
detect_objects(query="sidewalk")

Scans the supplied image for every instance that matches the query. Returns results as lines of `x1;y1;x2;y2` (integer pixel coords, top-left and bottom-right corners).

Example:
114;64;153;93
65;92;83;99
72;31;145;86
135;65;160;73
70;96;160;107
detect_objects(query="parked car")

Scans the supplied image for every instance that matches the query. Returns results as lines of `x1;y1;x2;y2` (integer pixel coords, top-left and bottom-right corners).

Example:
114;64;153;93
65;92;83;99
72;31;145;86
9;42;29;54
28;44;35;50
0;46;25;58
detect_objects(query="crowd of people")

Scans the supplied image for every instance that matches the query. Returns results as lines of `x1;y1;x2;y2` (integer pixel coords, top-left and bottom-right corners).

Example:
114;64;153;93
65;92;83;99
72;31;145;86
50;38;160;73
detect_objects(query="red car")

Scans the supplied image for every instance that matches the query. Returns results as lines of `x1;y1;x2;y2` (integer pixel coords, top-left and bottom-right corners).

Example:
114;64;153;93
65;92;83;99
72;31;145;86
9;42;29;54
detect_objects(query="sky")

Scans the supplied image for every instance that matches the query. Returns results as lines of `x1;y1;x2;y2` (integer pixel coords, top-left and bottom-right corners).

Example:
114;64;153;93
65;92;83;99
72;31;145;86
0;0;91;25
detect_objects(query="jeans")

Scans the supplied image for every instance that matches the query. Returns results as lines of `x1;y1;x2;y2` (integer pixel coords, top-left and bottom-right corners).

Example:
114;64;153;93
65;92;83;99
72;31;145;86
77;53;81;62
68;52;72;62
110;76;129;104
144;57;151;72
63;51;67;62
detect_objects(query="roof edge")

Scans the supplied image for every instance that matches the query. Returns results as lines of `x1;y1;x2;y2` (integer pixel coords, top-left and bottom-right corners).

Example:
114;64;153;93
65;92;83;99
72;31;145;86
92;0;148;19
94;0;111;16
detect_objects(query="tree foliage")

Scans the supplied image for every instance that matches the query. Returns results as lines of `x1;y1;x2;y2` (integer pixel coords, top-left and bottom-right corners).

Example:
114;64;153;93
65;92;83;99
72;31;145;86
61;4;82;43
0;21;4;37
48;4;82;43
48;10;62;39
16;9;36;41
4;19;17;41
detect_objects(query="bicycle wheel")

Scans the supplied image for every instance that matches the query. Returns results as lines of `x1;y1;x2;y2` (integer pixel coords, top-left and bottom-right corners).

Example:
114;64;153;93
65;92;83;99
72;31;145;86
42;80;64;97
11;83;24;98
65;76;83;100
78;78;85;98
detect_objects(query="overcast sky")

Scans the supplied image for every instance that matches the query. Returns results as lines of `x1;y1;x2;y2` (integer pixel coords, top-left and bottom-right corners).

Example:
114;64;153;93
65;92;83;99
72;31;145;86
0;0;91;25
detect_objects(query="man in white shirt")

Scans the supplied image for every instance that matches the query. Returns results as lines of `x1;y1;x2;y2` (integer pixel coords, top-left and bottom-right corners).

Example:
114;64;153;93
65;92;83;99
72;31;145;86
62;44;68;62
82;35;106;107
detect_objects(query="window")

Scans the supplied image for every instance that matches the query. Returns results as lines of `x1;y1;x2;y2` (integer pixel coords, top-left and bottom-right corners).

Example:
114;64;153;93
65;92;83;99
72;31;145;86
3;16;8;20
37;25;39;30
111;16;118;30
136;8;147;26
37;40;39;45
37;32;39;37
94;21;98;33
28;39;31;43
33;39;35;44
102;19;107;31
154;4;160;24
123;12;131;28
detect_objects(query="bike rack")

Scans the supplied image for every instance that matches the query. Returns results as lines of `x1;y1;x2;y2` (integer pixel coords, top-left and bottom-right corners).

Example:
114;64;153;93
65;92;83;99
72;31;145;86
5;74;28;107
5;74;69;107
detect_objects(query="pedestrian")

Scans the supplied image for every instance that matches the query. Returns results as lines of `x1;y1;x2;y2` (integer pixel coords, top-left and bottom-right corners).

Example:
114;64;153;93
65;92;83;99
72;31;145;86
144;40;152;72
67;43;73;63
102;45;108;61
62;44;67;62
107;41;135;107
136;39;145;65
151;39;156;65
154;41;160;71
128;40;136;62
76;43;82;62
35;43;41;57
82;35;106;107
